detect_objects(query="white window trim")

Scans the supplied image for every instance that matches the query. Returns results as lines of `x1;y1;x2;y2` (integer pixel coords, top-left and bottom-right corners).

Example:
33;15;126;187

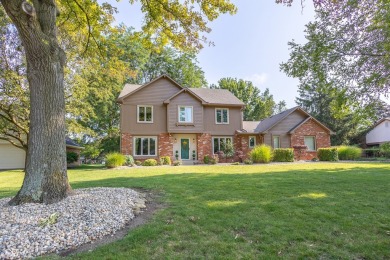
304;136;316;151
273;136;280;149
133;136;157;156
137;105;153;123
215;108;229;124
212;136;233;154
178;106;194;123
249;136;256;148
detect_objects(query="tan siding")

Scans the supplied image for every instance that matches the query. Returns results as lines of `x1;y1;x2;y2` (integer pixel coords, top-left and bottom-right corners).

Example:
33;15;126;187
120;78;181;135
267;110;308;148
204;106;242;135
167;92;204;133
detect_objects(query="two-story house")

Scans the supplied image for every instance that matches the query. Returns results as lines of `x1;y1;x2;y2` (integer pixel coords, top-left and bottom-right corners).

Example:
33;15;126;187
118;75;332;162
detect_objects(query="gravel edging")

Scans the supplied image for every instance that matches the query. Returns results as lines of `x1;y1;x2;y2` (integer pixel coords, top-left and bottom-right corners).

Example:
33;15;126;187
0;188;147;259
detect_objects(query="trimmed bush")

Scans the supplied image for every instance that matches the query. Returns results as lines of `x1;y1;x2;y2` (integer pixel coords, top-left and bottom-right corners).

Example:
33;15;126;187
380;142;390;158
105;153;126;168
364;148;381;157
160;156;172;165
317;148;338;161
203;155;211;164
135;160;142;166
173;160;182;166
273;148;294;162
244;159;253;165
125;155;134;166
142;159;158;166
67;151;79;164
337;146;362;160
249;145;272;163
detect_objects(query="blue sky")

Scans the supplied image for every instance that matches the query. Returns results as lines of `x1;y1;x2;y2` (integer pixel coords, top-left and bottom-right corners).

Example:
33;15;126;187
109;1;315;107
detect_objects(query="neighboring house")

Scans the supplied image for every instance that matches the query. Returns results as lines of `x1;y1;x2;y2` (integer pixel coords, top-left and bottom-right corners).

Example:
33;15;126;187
0;137;83;170
118;75;333;162
366;118;390;146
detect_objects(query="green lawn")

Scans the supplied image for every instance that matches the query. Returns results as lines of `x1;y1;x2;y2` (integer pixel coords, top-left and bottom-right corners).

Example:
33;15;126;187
1;162;390;259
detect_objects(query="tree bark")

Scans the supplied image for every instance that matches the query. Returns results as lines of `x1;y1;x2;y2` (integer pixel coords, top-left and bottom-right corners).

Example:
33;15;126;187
1;0;71;205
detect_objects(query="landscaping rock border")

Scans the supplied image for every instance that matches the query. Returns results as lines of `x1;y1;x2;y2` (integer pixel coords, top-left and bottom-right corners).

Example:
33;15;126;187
0;188;146;259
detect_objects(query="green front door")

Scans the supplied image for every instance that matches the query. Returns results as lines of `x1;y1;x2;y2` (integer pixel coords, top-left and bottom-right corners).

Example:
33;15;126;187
181;139;190;160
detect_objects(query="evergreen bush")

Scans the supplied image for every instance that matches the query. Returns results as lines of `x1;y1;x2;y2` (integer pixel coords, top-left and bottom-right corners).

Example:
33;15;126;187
142;159;158;166
317;148;338;161
273;148;294;162
160;156;172;165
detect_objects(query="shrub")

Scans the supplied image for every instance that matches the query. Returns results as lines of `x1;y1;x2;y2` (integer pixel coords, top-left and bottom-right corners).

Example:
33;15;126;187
125;155;134;166
249;145;272;163
203;154;211;164
209;155;219;164
380;142;390;158
363;148;381;157
173;160;182;166
317;148;338;161
160;156;172;165
66;151;79;164
311;157;319;162
142;159;158;166
105;153;126;168
273;148;294;162
244;159;253;165
135;160;142;166
337;146;362;160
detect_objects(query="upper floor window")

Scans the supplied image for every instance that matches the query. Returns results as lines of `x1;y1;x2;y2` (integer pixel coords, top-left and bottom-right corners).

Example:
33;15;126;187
304;136;316;151
249;136;256;148
273;136;280;148
178;106;193;123
216;108;229;124
137;105;153;123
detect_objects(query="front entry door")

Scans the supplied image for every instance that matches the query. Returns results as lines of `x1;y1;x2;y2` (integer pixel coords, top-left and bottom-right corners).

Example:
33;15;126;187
181;139;190;160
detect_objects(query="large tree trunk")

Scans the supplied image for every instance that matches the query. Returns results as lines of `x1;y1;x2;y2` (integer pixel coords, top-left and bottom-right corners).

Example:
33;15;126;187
1;0;72;205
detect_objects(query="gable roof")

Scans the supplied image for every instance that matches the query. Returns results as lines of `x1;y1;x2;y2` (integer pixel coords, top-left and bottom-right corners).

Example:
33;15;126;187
117;75;183;103
238;106;333;134
371;117;390;129
66;137;83;150
163;88;245;106
188;88;245;106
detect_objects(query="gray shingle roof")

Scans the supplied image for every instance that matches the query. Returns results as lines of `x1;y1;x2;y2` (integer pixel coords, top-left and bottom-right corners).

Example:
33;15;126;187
242;121;261;132
189;88;245;106
253;106;299;133
118;84;142;99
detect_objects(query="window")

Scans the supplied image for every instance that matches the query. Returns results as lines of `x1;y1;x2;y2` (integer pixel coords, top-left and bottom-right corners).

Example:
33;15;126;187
304;136;316;151
215;108;229;124
134;137;157;156
249;136;256;148
178;106;193;123
273;136;280;148
137;105;153;123
213;137;232;154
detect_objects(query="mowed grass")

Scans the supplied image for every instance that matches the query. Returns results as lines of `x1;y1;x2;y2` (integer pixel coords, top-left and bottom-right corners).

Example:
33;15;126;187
1;163;390;259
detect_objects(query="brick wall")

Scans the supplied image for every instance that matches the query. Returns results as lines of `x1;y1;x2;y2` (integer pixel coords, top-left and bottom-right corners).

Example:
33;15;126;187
233;134;263;161
197;133;212;162
121;133;132;155
291;119;331;160
158;133;174;161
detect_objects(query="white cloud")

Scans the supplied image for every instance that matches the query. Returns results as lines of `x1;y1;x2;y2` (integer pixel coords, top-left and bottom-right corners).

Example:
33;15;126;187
244;73;268;87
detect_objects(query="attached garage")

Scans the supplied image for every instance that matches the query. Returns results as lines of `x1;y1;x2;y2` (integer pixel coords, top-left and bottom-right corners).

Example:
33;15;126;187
0;140;26;170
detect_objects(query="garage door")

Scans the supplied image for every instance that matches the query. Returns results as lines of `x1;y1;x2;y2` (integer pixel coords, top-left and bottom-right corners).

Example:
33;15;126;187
0;142;25;169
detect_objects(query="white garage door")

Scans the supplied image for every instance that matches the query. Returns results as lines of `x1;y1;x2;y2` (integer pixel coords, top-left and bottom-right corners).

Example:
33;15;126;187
0;142;26;169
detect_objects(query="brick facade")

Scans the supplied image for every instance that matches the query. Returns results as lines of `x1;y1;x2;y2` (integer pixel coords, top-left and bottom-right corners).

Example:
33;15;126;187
158;133;174;161
196;133;212;162
121;133;133;155
291;119;331;160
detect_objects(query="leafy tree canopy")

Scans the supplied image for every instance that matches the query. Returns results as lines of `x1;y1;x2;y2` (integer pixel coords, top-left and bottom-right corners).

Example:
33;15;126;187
210;78;286;121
